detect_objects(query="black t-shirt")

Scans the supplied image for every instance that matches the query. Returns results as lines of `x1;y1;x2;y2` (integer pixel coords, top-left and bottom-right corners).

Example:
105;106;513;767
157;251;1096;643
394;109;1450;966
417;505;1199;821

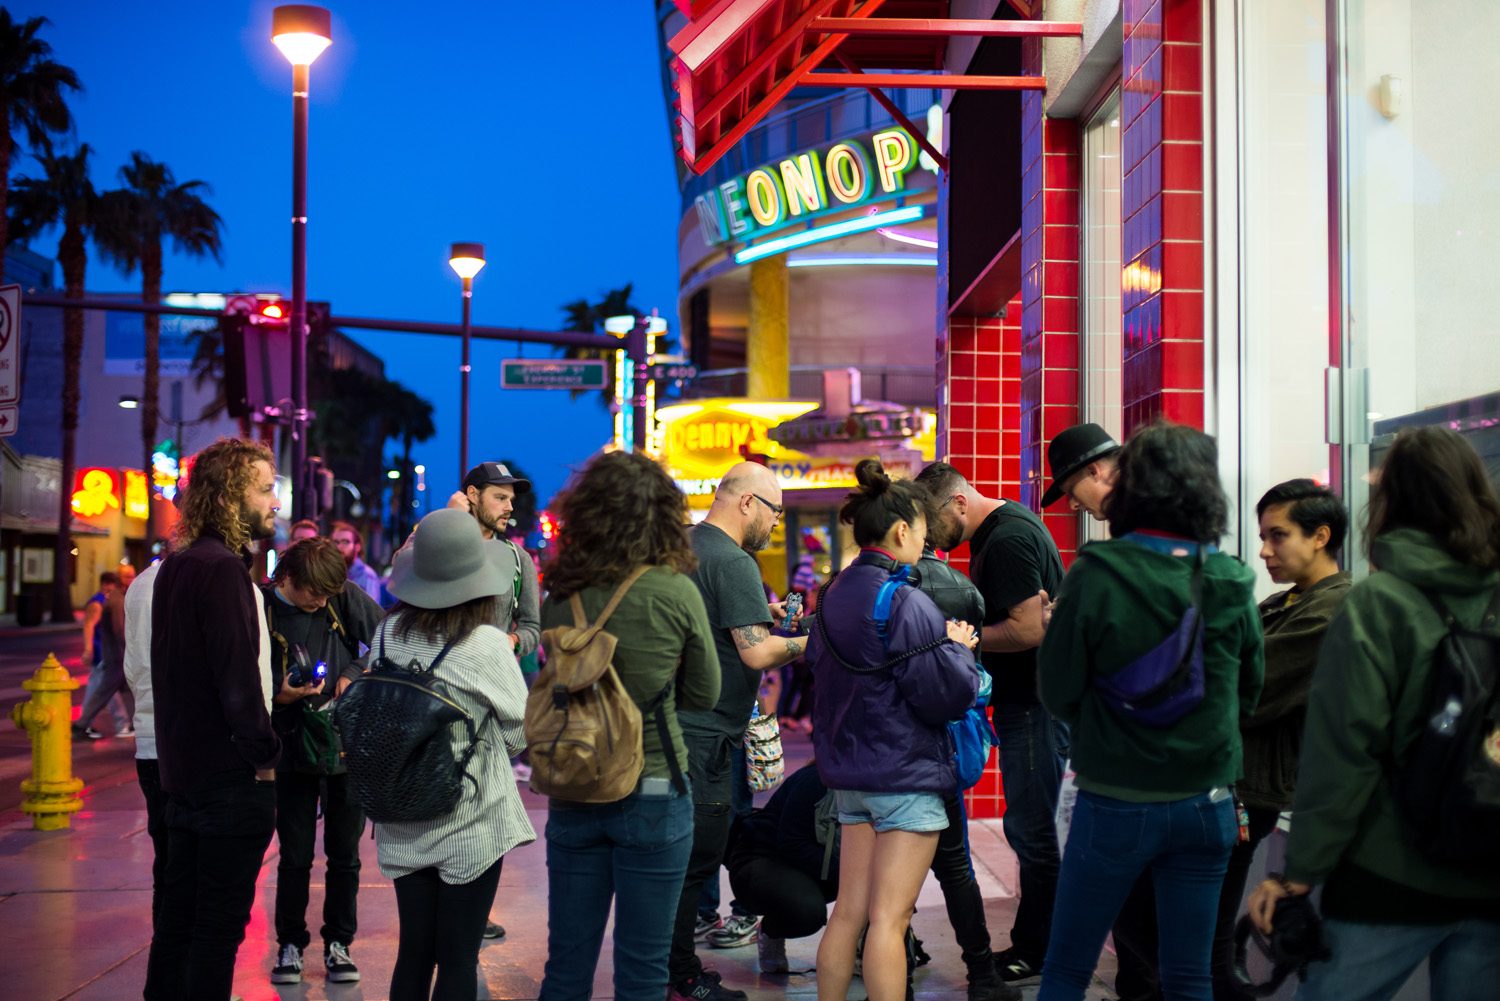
968;501;1064;706
683;522;773;739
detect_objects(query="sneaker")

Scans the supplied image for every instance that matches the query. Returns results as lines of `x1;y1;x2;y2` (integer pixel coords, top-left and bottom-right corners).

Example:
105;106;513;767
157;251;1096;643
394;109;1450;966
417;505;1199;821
694;915;723;941
118;726;136;738
670;970;748;1001
483;921;506;940
270;943;303;984
324;942;360;983
758;934;789;975
85;727;105;740
993;949;1042;986
707;913;760;949
512;761;532;782
967;967;1022;1001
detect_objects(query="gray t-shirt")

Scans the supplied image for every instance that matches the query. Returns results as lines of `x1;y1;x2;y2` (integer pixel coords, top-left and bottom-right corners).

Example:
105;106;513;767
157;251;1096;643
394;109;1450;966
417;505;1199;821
681;522;772;738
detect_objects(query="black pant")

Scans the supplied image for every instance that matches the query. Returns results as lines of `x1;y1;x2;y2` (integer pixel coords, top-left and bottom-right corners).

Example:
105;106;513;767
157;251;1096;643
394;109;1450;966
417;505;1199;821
274;769;365;950
669;729;735;985
390;858;503;1001
136;759;170;933
728;852;835;939
143;771;277;1001
1110;805;1281;1001
932;791;995;980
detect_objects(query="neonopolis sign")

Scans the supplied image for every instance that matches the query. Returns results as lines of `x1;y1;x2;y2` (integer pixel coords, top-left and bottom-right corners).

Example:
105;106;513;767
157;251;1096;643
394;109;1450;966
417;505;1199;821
693;127;921;248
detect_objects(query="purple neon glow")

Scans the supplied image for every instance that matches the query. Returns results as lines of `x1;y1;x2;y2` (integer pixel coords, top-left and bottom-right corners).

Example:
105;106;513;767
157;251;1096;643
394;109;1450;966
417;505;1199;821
877;227;939;249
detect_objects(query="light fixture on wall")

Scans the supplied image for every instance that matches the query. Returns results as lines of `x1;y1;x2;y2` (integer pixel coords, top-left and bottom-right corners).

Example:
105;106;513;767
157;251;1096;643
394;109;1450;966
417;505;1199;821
118;395;140;409
1378;75;1403;119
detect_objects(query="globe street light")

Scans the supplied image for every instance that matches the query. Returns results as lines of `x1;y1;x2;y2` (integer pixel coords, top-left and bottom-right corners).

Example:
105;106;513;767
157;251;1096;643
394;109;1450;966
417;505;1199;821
449;242;486;475
272;4;331;521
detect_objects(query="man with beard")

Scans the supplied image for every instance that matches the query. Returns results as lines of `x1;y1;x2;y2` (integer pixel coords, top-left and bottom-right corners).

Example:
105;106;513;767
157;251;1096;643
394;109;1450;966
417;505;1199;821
144;438;283;1001
669;462;808;1001
915;461;1066;989
329;521;382;604
449;462;541;659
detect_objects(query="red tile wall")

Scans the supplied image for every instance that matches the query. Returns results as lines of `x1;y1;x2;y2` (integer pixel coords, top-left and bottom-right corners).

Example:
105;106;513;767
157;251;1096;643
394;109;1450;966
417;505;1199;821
1122;0;1206;433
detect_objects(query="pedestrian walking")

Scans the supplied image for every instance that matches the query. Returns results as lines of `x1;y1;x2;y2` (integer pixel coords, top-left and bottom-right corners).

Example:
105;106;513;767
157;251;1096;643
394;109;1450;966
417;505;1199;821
809;459;982;1001
142;437;283;1001
373;508;534;1001
76;567;135;738
535;450;721;1001
1248;426;1500;1000
1034;423;1264;1001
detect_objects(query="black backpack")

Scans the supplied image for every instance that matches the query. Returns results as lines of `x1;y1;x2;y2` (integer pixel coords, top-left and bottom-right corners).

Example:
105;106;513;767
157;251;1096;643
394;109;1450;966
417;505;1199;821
332;624;491;822
1393;585;1500;867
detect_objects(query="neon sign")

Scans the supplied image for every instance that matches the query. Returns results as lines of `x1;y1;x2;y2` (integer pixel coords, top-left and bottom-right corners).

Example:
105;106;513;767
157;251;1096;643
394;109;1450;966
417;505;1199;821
694;127;919;248
72;469;121;518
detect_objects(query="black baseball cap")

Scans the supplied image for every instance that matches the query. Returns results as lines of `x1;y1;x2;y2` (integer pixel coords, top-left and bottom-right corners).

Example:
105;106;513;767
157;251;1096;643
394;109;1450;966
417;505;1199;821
462;461;530;493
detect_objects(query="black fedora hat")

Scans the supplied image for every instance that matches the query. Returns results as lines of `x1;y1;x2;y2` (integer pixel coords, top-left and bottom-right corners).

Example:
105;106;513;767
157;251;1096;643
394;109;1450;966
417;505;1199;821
1042;423;1121;508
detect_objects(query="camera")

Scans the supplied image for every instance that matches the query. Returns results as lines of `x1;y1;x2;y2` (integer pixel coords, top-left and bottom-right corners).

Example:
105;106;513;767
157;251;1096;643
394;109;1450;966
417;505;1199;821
288;644;328;689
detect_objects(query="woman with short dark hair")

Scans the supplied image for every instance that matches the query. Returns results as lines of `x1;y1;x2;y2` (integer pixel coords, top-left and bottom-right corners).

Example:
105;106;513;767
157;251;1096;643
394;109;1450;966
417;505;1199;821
371;508;534;1001
1036;422;1264;1000
1248;426;1500;1000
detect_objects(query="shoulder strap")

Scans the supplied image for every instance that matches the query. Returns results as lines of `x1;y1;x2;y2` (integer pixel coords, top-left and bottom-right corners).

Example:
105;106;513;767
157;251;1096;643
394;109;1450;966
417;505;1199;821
1422;583;1500;632
1190;544;1206;609
569;565;653;632
873;576;908;650
325;596;362;659
373;618;457;674
507;539;524;602
645;680;689;796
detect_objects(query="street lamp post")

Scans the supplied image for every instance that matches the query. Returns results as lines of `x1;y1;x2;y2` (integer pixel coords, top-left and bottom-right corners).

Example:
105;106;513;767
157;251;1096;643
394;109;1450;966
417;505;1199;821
271;5;331;521
448;243;486;475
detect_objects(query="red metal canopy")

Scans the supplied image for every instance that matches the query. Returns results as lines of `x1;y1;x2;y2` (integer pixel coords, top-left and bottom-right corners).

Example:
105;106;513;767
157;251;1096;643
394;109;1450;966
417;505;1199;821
669;0;1077;175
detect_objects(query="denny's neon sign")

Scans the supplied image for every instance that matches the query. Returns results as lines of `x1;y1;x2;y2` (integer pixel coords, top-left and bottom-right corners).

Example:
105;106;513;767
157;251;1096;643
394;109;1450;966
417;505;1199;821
694;128;919;248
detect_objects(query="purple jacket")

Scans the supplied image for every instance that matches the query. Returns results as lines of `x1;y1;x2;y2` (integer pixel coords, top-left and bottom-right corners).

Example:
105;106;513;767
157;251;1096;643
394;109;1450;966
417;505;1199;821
810;551;981;794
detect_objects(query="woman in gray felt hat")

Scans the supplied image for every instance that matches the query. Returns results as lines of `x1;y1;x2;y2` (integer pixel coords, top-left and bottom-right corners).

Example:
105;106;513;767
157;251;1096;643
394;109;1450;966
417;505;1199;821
370;508;535;1001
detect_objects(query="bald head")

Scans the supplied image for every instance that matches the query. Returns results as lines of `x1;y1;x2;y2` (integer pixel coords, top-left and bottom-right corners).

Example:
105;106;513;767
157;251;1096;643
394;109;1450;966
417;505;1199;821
707;462;784;553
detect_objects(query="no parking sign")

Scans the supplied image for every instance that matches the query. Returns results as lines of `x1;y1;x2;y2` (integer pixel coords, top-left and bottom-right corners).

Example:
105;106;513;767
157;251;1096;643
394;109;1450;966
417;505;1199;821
0;283;20;436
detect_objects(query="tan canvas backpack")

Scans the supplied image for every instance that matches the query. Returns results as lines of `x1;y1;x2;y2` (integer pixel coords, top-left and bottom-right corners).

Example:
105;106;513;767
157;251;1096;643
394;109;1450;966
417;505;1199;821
526;566;685;803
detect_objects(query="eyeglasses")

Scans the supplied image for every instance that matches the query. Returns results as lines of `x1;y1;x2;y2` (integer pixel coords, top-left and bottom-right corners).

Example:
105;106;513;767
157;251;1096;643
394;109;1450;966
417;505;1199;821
750;493;784;517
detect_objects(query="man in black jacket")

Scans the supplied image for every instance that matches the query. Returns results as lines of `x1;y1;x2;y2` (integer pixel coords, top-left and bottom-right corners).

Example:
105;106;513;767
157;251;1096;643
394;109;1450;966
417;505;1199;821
910;511;1020;1001
262;537;383;986
144;438;284;1001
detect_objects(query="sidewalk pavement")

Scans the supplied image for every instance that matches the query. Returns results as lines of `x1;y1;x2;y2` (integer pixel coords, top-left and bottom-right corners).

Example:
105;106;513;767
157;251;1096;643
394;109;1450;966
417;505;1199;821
0;731;1121;1001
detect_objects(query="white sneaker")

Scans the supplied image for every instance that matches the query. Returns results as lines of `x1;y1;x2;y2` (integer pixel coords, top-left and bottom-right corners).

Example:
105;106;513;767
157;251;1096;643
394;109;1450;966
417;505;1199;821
270;943;302;984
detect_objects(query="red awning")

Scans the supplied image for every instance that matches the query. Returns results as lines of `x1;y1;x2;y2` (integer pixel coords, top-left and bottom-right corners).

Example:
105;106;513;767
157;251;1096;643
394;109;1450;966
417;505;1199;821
669;0;1070;175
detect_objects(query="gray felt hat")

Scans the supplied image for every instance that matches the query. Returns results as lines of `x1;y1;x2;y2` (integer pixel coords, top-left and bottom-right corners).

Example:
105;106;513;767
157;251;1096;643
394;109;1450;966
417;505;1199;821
387;508;506;609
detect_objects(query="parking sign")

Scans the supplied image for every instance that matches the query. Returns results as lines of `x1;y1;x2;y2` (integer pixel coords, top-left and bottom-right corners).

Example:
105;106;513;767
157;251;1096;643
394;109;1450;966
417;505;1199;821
0;284;19;406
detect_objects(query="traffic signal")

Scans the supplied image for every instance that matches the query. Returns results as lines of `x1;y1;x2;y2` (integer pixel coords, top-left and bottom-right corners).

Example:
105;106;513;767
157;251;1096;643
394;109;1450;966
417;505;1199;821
252;299;289;325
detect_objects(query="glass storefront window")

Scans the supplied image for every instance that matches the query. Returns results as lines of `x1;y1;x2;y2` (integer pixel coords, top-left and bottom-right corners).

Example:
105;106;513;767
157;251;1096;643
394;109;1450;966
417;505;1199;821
1333;0;1500;569
1081;90;1122;543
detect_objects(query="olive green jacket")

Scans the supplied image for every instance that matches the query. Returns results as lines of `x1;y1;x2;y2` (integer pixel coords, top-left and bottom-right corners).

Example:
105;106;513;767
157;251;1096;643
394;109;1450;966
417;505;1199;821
1284;529;1500;902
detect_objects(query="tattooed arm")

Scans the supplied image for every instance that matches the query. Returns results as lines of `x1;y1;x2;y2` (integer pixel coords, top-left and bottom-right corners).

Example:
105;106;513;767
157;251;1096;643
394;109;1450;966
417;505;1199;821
731;622;808;671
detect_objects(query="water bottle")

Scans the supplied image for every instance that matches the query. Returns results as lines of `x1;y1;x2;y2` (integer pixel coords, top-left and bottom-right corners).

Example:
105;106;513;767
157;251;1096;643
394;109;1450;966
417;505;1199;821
1430;698;1463;736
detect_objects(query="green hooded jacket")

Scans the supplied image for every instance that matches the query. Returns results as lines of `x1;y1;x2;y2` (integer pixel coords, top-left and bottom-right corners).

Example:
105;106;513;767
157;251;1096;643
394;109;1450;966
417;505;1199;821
1039;536;1264;799
1284;528;1500;905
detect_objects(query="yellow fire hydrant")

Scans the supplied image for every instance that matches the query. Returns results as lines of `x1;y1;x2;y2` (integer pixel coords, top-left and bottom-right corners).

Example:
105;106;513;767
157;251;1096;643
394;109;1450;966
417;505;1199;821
10;653;85;830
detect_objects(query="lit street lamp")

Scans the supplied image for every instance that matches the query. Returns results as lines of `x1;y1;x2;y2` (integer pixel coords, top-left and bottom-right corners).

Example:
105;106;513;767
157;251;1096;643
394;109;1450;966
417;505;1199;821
448;242;486;475
271;4;332;521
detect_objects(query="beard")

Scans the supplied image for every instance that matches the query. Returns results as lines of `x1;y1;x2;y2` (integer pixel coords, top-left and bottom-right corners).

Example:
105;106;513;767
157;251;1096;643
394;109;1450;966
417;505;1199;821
929;510;964;552
474;506;507;537
742;514;773;554
242;503;277;542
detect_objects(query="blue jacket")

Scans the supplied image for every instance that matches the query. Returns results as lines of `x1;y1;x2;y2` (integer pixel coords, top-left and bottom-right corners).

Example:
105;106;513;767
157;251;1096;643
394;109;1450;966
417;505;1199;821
809;550;981;794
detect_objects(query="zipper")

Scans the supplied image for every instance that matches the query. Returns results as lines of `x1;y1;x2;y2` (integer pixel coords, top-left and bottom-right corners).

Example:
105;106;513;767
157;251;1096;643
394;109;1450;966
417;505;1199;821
352;676;473;721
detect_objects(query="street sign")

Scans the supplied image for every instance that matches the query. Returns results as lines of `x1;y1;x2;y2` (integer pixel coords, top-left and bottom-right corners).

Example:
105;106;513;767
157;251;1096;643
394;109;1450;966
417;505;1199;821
0;405;17;437
0;283;21;406
501;358;609;390
645;362;698;382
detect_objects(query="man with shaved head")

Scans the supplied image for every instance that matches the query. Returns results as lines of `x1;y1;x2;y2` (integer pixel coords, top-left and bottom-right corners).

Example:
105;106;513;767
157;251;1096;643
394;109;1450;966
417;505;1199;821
668;462;808;1001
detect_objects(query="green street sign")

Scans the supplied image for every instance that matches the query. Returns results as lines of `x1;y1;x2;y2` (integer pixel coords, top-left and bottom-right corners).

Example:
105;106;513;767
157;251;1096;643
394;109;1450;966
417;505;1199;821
502;359;609;390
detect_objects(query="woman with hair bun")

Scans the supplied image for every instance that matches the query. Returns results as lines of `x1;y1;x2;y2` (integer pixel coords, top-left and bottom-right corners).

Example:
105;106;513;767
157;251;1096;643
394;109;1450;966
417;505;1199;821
809;458;983;1001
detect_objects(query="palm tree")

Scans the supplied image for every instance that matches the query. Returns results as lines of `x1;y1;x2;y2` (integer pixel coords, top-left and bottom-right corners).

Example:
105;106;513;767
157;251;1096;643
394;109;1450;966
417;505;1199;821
559;284;644;406
0;10;80;260
97;152;223;553
7;144;98;622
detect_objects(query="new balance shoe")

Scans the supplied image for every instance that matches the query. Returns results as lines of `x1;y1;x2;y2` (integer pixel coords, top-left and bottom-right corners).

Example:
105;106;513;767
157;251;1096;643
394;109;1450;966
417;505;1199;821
324;942;359;983
706;914;759;949
993;949;1042;986
270;943;303;984
693;915;723;941
670;969;748;1001
757;934;789;975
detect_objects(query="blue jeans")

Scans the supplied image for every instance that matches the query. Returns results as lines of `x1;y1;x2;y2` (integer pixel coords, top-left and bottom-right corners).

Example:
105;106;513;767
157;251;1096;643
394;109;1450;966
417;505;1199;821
1038;790;1235;1001
540;788;694;1001
1294;917;1500;1001
993;701;1068;962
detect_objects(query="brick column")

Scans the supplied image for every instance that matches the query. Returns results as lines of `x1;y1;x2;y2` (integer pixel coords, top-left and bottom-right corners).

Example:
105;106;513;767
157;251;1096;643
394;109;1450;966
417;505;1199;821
1121;0;1206;434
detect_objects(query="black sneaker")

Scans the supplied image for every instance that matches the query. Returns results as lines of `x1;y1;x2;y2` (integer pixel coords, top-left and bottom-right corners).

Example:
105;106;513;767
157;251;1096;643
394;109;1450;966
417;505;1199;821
324;941;360;983
483;921;506;940
967;969;1022;1001
993;949;1042;986
670;969;749;1001
270;943;303;984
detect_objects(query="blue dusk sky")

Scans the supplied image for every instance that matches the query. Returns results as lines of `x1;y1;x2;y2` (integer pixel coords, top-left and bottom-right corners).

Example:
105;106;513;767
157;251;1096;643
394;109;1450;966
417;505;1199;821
19;0;683;506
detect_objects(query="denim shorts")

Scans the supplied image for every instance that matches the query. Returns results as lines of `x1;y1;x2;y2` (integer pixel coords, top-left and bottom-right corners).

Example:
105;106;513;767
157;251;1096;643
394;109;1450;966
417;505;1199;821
835;790;949;833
